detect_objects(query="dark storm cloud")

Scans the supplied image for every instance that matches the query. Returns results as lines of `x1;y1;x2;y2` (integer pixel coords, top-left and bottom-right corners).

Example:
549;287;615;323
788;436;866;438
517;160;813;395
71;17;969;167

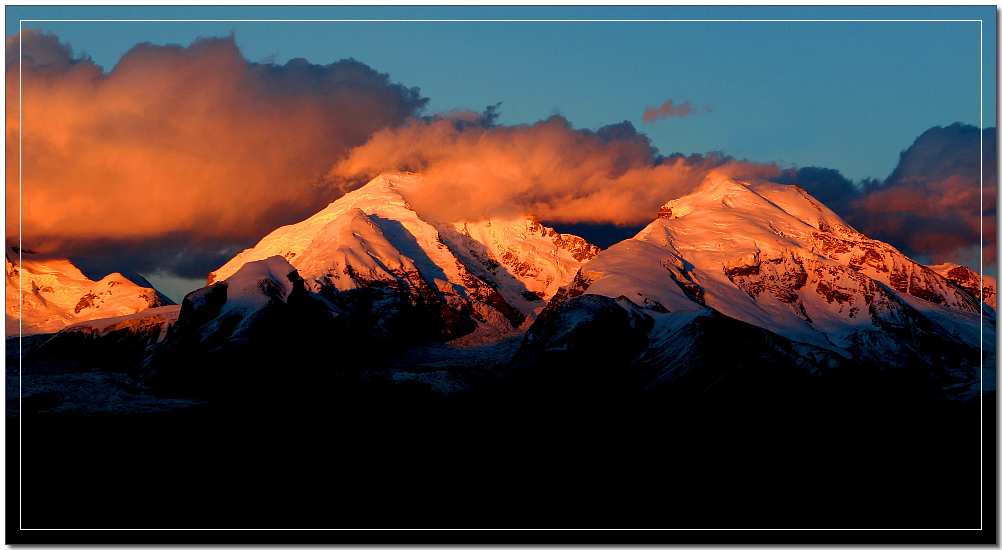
781;123;997;267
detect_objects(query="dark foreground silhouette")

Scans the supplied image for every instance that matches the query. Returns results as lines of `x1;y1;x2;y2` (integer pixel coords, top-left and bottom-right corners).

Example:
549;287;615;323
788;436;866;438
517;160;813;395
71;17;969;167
7;372;995;542
6;285;995;542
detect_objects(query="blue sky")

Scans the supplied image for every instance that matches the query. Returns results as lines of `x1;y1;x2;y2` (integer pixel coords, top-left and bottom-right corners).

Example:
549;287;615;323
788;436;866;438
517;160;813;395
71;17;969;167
8;5;997;182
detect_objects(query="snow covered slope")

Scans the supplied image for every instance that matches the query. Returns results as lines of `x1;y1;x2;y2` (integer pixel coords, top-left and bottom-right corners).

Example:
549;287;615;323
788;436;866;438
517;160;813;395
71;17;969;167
930;263;996;309
6;248;173;335
209;173;599;342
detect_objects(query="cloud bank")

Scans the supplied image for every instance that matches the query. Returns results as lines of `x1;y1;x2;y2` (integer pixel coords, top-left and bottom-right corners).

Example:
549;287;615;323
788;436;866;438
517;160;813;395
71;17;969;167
329;114;776;226
6;31;427;274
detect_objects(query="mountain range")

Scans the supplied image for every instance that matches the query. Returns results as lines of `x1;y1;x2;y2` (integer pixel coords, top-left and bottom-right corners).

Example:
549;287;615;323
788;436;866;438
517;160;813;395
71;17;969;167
10;172;996;409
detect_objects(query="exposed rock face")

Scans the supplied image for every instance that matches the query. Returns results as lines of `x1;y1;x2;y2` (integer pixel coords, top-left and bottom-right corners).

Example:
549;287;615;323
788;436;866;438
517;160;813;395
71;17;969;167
525;216;601;263
6;247;173;335
930;262;997;308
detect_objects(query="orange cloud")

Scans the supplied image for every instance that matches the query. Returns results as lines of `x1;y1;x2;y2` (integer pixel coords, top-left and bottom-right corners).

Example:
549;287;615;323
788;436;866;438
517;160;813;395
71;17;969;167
329;115;778;225
6;31;426;260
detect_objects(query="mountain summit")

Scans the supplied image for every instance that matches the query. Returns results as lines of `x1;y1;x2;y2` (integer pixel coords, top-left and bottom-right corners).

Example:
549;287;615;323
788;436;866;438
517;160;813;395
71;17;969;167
208;173;600;344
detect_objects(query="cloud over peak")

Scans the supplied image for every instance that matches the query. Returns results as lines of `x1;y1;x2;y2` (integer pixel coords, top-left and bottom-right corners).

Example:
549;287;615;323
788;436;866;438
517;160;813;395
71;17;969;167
329;112;777;226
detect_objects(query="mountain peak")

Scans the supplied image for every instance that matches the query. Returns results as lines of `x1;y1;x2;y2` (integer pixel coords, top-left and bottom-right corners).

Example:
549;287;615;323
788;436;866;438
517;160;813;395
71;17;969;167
207;172;600;343
572;178;984;355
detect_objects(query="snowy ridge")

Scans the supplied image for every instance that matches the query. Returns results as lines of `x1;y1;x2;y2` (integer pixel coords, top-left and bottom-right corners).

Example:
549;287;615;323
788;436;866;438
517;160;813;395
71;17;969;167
63;305;181;342
6;248;173;335
209;173;599;341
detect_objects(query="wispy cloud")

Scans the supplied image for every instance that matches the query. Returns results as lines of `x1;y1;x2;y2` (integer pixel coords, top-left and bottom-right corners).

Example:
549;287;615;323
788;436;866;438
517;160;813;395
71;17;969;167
641;99;709;123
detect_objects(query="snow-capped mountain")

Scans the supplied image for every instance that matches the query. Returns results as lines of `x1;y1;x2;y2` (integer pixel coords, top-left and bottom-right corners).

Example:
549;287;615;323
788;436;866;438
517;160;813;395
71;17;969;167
930;262;996;308
532;175;988;396
6;247;173;335
208;173;599;343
